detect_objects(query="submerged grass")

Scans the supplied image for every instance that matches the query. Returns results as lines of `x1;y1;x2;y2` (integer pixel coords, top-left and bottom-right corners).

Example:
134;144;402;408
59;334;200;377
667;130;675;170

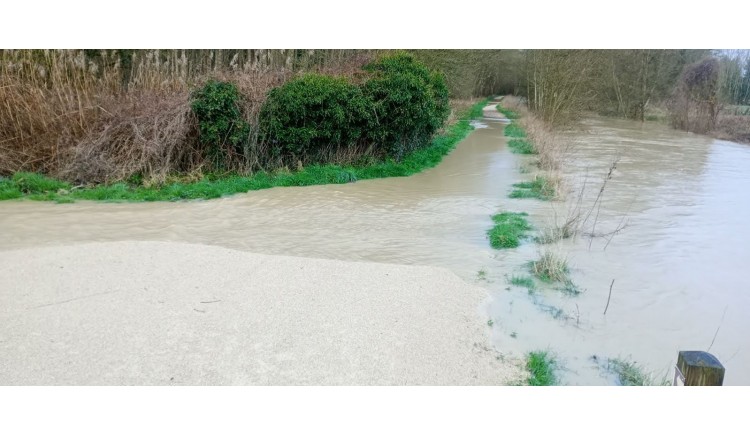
608;358;670;386
530;251;570;283
487;212;532;249
509;275;536;291
527;351;557;386
1;99;490;203
509;174;558;201
507;138;535;154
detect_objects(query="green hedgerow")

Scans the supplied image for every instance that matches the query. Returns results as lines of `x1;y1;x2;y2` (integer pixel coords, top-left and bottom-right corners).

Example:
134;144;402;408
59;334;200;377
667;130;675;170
362;52;450;159
259;74;373;162
191;80;251;168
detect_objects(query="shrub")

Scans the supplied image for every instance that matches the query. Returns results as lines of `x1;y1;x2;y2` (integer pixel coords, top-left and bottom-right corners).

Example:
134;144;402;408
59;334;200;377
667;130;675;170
191;80;251;168
362;52;450;159
258;74;373;163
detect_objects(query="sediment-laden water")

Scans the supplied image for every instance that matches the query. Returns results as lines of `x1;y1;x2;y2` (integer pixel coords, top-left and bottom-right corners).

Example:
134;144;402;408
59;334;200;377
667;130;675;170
1;102;747;384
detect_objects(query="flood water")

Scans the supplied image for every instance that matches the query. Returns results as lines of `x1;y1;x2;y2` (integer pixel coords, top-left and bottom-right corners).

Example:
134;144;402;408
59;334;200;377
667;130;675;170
1;102;748;385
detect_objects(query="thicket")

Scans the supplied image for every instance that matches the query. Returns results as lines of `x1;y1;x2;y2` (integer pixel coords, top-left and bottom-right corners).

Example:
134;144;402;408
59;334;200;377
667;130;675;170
258;52;450;164
191;80;251;169
516;49;750;143
1;50;452;184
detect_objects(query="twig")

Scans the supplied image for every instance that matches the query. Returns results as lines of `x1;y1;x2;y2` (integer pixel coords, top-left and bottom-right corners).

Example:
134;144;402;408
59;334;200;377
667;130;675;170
603;279;615;315
707;306;728;352
200;299;222;304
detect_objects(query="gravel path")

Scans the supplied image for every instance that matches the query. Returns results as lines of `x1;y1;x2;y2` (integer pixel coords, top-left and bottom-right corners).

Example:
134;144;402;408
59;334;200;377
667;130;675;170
0;241;524;385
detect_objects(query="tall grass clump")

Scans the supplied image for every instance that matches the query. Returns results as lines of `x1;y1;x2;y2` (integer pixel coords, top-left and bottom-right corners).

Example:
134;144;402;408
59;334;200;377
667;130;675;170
527;351;557;386
530;250;570;283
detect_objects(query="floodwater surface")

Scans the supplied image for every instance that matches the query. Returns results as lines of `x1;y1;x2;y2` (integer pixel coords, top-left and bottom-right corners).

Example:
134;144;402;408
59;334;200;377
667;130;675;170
1;103;748;385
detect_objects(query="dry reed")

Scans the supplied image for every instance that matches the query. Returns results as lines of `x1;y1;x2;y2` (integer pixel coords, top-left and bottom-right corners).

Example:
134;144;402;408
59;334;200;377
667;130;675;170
0;49;372;183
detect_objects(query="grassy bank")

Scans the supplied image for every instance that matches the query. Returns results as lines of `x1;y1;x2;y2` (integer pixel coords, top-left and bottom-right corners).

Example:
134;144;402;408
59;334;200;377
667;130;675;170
0;99;489;203
500;97;566;200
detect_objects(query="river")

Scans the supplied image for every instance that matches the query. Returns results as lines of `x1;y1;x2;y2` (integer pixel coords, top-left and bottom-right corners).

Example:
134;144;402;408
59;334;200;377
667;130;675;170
1;101;748;385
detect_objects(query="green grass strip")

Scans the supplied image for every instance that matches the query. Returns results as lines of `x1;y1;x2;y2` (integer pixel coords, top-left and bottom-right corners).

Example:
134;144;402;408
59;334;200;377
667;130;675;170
1;99;491;203
504;123;527;138
487;212;532;249
527;351;557;386
496;105;519;119
509;176;555;201
507;138;535;154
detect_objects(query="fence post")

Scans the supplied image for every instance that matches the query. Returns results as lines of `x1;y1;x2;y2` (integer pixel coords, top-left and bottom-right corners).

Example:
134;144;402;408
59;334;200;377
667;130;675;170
675;351;725;386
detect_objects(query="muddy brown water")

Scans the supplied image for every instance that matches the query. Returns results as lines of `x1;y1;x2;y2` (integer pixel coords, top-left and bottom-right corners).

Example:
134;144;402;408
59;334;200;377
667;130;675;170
1;103;748;385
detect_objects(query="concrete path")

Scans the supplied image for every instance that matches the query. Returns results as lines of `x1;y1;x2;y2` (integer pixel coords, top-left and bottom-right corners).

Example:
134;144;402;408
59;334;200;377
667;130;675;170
0;241;524;385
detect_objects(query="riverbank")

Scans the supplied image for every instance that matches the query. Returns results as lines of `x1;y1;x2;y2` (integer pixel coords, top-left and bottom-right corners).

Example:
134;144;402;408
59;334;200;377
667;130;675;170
0;241;526;385
0;99;488;203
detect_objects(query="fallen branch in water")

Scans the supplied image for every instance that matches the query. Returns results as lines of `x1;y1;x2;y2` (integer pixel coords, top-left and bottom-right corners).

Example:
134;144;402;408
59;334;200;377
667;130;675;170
603;279;615;315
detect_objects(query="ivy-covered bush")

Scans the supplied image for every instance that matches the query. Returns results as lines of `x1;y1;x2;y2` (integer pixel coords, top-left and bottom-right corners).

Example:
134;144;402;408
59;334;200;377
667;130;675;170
191;80;250;167
258;74;373;162
257;52;451;163
362;52;450;158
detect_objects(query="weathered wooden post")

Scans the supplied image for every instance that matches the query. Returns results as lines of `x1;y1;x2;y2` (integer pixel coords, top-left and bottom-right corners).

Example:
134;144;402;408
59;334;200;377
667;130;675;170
674;351;725;386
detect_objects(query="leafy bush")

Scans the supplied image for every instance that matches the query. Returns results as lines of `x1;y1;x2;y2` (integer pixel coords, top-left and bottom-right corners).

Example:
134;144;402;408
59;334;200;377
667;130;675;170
257;53;450;164
362;52;450;159
258;74;372;162
191;80;250;167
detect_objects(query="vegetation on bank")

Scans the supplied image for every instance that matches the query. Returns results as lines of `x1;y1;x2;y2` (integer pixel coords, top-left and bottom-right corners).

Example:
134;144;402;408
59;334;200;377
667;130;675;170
509;175;557;200
487;212;532;249
507;138;535;154
0;98;489;203
1;51;457;186
526;351;557;386
503;123;527;138
496;105;519;120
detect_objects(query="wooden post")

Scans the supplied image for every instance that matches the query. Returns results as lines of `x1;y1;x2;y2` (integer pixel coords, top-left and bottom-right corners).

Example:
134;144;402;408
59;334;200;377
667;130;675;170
675;351;725;386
